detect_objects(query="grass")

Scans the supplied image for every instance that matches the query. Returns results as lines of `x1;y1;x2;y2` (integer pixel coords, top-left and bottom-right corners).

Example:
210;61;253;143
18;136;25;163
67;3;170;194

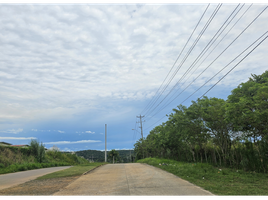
0;146;91;175
0;162;70;174
137;157;268;195
36;162;106;180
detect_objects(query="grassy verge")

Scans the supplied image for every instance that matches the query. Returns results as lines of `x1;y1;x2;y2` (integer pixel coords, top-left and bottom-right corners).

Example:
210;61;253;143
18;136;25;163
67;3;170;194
0;162;70;174
137;157;268;195
36;162;106;180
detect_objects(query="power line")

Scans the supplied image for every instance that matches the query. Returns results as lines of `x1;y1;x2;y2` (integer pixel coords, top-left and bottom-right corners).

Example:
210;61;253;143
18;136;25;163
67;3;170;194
181;31;268;105
140;4;210;115
144;4;243;119
145;4;253;121
143;4;222;117
144;4;222;117
144;29;268;132
199;33;268;98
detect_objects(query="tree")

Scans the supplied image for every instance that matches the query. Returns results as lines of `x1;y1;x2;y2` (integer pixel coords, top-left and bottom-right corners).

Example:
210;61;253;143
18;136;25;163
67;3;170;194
226;70;268;140
109;149;119;164
30;139;45;163
198;97;231;165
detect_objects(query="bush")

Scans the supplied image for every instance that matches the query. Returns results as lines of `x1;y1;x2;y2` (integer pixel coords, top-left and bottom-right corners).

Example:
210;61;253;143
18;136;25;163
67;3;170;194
30;139;46;163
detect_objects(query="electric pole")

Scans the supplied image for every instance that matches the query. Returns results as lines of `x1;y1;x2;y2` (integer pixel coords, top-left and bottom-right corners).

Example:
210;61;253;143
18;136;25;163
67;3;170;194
136;115;145;158
105;124;107;162
136;115;145;139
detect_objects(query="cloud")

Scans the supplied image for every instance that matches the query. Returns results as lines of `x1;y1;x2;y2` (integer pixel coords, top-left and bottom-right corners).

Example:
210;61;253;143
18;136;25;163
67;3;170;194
58;130;65;133
85;131;95;134
0;136;36;140
44;140;101;145
0;128;23;134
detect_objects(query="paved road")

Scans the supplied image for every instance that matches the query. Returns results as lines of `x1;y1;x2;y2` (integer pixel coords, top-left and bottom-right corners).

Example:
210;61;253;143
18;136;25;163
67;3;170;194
54;163;213;195
0;166;72;191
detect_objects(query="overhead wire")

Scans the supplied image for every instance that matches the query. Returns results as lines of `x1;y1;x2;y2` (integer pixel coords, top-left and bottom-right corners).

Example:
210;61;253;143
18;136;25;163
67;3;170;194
144;4;242;119
143;4;222;117
145;29;268;132
145;4;252;121
140;4;211;115
144;5;268;131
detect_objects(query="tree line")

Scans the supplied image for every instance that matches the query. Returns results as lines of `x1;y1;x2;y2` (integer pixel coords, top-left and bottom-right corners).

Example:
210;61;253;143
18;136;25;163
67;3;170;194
76;149;135;163
134;70;268;173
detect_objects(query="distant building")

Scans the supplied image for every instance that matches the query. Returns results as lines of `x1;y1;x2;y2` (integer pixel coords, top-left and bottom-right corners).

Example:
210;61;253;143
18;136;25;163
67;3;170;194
0;142;12;146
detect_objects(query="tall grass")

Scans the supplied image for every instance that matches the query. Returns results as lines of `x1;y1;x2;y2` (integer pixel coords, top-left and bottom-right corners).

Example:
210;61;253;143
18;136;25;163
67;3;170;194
0;145;89;174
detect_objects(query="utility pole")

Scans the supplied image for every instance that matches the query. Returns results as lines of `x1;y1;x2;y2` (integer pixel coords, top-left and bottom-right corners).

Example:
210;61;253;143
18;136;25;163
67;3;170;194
136;115;145;158
105;124;107;162
136;115;145;139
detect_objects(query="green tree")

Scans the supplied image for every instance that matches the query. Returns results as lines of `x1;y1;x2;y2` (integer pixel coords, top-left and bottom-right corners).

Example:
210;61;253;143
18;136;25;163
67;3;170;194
226;71;268;172
226;70;268;140
30;139;45;163
109;149;119;164
198;97;231;165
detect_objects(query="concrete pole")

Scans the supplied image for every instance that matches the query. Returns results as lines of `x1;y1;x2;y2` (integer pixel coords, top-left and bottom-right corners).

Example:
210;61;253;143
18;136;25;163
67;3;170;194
105;124;107;162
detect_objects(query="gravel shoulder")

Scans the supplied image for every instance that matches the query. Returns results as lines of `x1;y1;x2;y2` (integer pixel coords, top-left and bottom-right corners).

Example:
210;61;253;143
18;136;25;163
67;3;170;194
0;176;80;195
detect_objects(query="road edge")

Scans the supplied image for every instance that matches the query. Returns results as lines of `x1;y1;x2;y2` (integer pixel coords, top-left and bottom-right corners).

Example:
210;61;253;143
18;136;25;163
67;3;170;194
139;162;215;196
82;164;107;175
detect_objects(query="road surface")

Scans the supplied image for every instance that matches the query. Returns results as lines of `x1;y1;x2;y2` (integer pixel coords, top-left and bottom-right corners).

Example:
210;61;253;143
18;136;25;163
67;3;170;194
54;163;213;195
0;166;72;191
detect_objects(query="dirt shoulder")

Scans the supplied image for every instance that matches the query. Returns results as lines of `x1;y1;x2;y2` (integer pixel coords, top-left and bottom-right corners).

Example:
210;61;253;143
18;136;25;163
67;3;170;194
0;176;79;195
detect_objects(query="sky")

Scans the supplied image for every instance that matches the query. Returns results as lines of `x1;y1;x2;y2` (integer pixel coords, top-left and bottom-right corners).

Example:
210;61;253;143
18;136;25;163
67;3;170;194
0;2;268;152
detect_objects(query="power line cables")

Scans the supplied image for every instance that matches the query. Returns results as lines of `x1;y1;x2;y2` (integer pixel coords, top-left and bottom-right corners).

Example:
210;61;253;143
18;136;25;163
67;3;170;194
140;4;211;116
144;4;243;119
142;4;222;117
143;5;268;132
145;4;253;122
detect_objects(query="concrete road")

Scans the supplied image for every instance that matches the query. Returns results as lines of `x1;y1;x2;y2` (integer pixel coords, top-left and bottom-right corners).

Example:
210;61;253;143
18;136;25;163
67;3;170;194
0;166;72;191
54;163;213;195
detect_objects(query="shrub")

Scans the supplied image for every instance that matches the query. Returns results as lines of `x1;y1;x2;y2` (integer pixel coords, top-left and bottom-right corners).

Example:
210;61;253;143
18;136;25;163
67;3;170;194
30;139;46;163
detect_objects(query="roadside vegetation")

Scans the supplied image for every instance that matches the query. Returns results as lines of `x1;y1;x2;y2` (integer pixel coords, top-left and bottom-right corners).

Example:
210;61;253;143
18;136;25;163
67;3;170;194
135;71;268;173
134;71;268;195
0;140;89;174
138;157;268;195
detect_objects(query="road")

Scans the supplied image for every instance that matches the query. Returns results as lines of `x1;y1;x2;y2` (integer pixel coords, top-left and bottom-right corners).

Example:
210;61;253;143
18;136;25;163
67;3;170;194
54;163;214;195
0;166;72;191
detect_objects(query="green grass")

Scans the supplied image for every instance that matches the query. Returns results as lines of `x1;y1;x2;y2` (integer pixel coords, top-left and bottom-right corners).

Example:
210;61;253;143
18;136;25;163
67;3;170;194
0;145;92;175
36;162;106;180
137;157;268;195
0;162;70;174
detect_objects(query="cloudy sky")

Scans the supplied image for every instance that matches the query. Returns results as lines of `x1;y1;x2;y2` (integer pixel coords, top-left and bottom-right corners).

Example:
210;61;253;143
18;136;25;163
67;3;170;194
0;3;268;152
